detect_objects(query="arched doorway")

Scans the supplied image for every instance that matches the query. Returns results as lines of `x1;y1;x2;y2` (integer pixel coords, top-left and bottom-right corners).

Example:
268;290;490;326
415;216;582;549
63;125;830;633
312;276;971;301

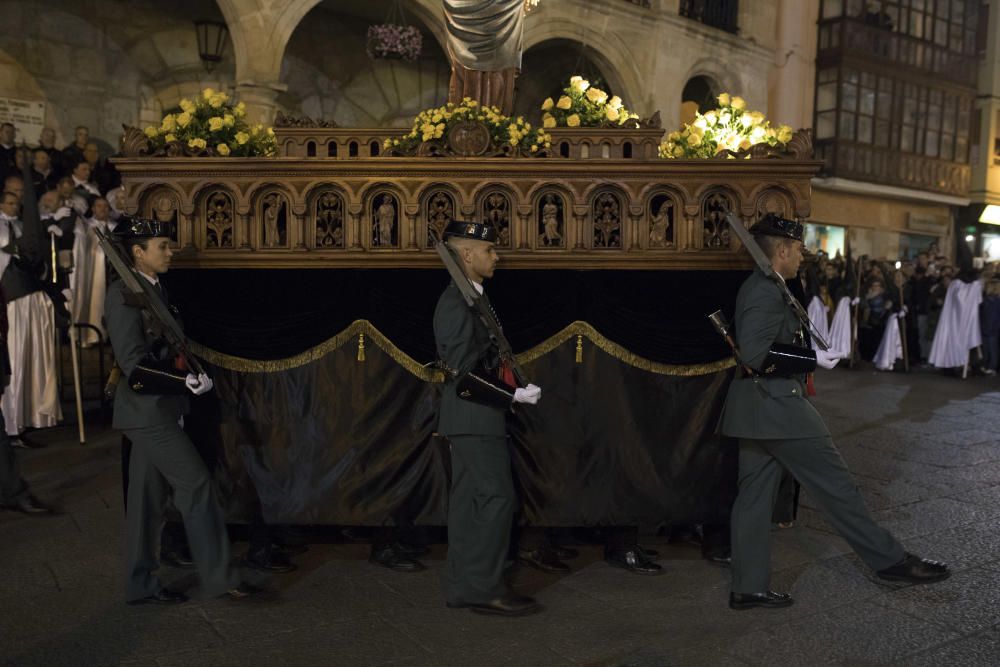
280;0;450;127
680;75;720;126
514;38;620;124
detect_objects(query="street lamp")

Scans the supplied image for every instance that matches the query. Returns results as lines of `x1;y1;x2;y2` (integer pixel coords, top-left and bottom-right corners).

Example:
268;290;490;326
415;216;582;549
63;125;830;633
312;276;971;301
194;20;229;73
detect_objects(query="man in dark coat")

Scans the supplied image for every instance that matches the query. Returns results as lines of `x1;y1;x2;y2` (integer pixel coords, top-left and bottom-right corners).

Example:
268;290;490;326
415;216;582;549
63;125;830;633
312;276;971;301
434;220;542;617
719;213;950;610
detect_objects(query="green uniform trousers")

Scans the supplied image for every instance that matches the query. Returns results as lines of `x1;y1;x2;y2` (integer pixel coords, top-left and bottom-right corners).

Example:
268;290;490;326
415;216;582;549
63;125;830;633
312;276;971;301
123;422;236;601
445;435;516;605
731;436;905;594
0;409;28;505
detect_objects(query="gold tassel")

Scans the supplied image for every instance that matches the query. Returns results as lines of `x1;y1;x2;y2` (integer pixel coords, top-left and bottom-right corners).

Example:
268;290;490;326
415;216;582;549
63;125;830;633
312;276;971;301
575;334;583;363
357;332;366;362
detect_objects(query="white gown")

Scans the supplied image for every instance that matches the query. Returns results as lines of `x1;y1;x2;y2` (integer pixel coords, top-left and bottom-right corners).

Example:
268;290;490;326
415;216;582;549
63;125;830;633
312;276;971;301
873;312;904;370
70;216;110;345
807;296;831;350
929;279;983;369
1;215;63;435
827;296;853;359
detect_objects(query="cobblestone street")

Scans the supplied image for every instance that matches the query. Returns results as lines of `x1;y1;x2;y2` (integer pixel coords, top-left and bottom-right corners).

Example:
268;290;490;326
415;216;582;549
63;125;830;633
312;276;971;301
2;368;999;666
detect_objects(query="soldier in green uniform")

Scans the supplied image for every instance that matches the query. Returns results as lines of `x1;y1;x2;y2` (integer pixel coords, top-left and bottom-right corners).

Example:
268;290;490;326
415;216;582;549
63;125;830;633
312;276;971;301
719;214;949;610
105;217;266;605
434;220;542;617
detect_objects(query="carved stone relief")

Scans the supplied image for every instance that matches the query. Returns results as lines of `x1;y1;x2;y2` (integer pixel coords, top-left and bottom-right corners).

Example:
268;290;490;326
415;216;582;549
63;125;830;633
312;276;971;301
479;189;512;248
702;191;735;249
648;194;674;248
144;189;179;243
259;191;289;247
425;191;454;245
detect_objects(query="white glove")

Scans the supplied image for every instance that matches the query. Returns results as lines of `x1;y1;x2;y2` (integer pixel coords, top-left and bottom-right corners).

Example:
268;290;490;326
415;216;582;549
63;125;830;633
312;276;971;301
61;288;72;303
185;373;214;396
513;383;541;405
46;224;63;237
851;297;861;306
815;349;840;370
70;198;87;215
53;206;72;220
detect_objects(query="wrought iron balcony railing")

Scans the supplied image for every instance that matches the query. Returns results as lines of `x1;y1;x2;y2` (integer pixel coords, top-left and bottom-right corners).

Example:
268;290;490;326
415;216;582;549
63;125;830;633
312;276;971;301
679;0;739;34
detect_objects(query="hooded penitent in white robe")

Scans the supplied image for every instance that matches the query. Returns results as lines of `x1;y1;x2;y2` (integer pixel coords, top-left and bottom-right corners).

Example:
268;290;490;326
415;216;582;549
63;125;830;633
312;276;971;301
807;295;831;352
69;216;110;345
874;310;905;370
828;296;853;359
929;279;983;369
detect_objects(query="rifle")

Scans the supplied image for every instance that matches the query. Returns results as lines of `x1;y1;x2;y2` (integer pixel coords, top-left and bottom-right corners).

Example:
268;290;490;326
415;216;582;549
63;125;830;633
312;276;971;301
434;239;528;386
722;211;830;351
94;227;205;376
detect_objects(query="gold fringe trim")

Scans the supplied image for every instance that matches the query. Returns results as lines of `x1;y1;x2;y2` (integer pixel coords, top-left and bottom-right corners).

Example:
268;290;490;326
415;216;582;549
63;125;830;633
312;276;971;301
190;319;734;379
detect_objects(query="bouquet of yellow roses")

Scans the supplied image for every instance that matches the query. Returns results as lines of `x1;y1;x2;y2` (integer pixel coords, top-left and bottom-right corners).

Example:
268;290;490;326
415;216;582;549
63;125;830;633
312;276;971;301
142;88;276;157
385;97;552;156
540;76;639;129
659;93;793;159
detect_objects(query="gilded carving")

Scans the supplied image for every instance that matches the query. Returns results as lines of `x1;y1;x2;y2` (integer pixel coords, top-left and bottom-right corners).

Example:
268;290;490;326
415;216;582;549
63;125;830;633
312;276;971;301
592;192;622;249
480;189;512;248
315;191;345;248
425;191;454;244
703;191;734;249
204;191;234;248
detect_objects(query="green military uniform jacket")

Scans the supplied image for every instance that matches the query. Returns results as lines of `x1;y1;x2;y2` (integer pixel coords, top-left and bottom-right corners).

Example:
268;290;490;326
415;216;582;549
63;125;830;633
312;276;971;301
433;282;507;437
718;269;830;440
105;278;189;430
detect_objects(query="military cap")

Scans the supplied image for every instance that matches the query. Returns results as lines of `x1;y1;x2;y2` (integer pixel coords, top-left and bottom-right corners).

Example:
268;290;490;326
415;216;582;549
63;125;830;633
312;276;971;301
113;215;171;240
443;220;498;243
749;213;803;242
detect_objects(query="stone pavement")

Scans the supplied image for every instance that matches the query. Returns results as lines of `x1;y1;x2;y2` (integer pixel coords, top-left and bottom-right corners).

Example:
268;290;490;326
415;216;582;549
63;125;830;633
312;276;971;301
2;368;999;666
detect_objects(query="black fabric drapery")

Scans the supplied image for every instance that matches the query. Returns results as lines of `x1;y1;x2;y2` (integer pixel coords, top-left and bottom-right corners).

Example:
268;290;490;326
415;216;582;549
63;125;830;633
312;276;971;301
164;269;746;364
174;268;746;527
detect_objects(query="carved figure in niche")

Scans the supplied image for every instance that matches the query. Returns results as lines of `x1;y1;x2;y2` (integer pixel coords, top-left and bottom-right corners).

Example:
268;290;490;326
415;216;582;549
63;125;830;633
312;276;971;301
316;192;344;247
151;193;178;242
262;193;286;247
649;198;673;248
593;193;621;248
426;192;453;243
539;193;563;247
373;194;396;247
205;192;233;248
483;191;510;247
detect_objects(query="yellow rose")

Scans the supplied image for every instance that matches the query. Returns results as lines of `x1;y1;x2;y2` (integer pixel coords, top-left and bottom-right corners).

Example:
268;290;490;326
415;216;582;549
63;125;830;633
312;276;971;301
543;113;556;128
266;127;274;136
718;93;731;106
234;102;246;117
586;88;607;104
719;111;731;126
541;97;554;111
179;98;195;113
739;138;752;150
208;117;225;131
160;114;177;132
569;75;590;93
608;95;623;110
144;126;158;138
688;128;703;144
432;113;443;122
223;114;235;127
750;111;765;125
693;116;708;131
777;125;793;143
467;99;478;107
672;145;685;157
202;88;215;101
731;96;746;110
740;114;753;129
566;114;580;127
176;111;192;128
209;93;226;108
750;126;766;143
164;133;176;142
704;111;718;124
188;138;207;150
668;131;681;142
235;131;249;145
216;143;231;156
556;95;572;110
606;107;620;122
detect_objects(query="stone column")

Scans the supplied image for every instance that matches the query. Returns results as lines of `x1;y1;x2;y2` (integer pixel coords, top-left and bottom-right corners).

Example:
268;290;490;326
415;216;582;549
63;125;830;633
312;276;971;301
235;81;287;126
